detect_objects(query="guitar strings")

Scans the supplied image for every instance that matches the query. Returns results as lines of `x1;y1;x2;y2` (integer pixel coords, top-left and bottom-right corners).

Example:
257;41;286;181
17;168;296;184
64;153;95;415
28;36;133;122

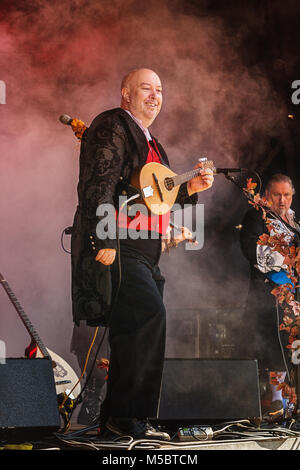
155;162;212;189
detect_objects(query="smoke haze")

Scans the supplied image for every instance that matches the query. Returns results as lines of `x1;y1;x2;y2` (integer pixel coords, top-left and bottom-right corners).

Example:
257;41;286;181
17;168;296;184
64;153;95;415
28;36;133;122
0;0;296;367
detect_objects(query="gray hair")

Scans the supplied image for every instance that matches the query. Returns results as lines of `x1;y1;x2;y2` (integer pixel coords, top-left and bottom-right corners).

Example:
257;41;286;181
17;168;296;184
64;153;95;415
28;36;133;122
265;173;295;195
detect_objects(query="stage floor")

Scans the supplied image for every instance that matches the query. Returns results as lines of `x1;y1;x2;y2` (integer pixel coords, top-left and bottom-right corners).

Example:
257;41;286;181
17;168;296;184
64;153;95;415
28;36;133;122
62;423;300;451
3;421;299;452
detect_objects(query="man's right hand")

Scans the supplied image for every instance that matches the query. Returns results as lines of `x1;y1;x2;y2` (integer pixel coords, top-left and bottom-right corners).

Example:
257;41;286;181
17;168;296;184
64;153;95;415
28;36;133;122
95;248;116;265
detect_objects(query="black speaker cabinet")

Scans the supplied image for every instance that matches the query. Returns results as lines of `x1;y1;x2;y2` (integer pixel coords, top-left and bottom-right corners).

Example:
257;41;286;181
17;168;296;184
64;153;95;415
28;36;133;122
155;359;261;424
0;357;60;441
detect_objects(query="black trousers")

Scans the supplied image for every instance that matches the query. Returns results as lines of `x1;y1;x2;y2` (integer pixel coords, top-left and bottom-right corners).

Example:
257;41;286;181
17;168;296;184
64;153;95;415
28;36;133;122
100;238;166;421
243;277;289;374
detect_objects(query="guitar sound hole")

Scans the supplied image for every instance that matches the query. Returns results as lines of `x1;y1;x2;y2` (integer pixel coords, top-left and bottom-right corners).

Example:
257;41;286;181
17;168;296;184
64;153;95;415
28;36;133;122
164;177;174;191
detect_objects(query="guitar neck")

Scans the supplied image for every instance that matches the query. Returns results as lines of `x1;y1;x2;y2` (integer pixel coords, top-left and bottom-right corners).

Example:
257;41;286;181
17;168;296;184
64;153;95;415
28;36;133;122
0;273;50;358
172;168;203;187
171;161;214;188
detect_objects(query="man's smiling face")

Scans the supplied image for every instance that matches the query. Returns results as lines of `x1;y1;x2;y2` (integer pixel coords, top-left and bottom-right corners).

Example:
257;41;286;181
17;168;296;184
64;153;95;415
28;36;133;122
121;68;162;128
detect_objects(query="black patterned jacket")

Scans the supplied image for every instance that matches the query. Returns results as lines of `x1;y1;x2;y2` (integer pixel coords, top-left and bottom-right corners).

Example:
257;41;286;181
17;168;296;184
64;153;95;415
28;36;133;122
71;107;197;326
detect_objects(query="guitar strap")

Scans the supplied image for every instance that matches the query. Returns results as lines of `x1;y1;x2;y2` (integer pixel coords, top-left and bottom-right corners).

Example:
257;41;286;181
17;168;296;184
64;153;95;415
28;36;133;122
148;138;162;163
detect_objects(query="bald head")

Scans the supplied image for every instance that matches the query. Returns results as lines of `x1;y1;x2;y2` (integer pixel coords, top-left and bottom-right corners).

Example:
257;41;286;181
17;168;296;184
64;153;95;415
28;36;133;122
121;69;141;90
120;68;162;128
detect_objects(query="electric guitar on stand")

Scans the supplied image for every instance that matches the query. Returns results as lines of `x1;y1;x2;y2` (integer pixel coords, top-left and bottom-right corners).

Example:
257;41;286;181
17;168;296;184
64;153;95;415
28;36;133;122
0;272;81;399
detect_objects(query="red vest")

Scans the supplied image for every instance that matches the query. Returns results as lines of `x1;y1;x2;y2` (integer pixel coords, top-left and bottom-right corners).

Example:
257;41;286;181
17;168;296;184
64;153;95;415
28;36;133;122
117;139;170;235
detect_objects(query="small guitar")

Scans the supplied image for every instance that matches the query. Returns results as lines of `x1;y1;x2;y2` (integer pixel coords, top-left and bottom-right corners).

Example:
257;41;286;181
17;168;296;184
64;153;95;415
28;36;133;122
130;160;215;215
60;114;214;215
0;272;81;398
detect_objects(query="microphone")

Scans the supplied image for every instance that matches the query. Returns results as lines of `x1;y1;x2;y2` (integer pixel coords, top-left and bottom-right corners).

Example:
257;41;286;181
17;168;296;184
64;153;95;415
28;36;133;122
59;114;73;125
215;168;247;174
197;158;247;174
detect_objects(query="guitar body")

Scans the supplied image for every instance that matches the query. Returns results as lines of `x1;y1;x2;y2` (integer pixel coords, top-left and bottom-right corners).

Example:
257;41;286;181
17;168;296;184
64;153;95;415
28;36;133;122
130;162;180;215
130;160;214;215
35;347;81;398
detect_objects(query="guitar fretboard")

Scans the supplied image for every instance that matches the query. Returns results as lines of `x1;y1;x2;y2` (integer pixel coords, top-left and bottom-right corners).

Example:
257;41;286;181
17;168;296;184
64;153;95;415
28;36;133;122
171;161;215;188
0;273;50;358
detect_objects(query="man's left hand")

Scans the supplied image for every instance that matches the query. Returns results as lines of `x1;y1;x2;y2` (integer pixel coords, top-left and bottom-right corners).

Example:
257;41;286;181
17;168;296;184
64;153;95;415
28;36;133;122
187;164;214;195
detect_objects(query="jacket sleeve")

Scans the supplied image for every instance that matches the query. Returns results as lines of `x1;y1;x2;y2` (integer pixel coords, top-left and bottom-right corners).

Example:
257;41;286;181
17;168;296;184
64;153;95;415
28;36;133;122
84;119;127;251
175;182;198;208
240;208;286;273
240;209;263;267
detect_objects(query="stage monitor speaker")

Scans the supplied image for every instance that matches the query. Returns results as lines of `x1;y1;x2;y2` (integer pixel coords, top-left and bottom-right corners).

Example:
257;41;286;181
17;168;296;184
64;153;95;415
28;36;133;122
155;359;261;424
0;357;61;441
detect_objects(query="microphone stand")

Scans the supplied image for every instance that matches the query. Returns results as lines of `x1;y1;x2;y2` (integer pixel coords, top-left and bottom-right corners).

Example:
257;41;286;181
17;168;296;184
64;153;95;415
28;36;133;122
222;171;300;415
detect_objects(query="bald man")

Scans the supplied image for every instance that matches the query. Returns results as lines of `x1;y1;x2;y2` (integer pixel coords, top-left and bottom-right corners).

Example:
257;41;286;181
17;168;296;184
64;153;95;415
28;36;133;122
71;68;214;439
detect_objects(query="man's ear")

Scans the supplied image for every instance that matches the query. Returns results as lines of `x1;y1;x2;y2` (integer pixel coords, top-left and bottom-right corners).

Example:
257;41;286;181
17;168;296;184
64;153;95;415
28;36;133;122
121;87;130;103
